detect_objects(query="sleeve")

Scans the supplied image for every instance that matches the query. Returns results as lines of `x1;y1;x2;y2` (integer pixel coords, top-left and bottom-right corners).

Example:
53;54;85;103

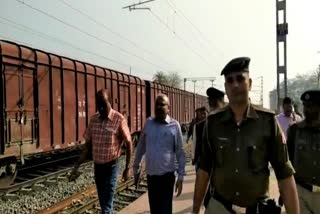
119;118;132;143
192;125;197;159
83;118;93;142
175;122;186;181
198;120;213;173
286;125;297;162
187;119;194;139
133;121;147;174
269;116;295;180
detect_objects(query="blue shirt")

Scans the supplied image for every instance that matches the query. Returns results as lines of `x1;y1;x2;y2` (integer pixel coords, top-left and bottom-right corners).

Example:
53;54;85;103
133;115;186;180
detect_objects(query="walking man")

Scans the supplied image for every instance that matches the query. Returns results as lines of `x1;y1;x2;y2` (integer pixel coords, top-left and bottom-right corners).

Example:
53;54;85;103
186;108;203;144
133;94;186;214
192;87;225;209
192;106;207;170
287;90;320;214
192;57;299;214
276;97;302;138
69;89;133;214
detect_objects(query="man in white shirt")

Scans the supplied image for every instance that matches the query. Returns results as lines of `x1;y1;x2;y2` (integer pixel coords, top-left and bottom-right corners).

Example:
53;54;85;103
276;97;302;138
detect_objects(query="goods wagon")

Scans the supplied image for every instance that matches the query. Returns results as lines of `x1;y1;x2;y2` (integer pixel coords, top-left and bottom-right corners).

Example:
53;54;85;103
0;40;207;186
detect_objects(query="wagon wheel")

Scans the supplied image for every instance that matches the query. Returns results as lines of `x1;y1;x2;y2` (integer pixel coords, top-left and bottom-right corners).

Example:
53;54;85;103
0;156;18;189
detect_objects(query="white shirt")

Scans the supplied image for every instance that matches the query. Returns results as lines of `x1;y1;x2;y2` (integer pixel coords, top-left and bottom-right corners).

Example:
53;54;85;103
275;112;302;139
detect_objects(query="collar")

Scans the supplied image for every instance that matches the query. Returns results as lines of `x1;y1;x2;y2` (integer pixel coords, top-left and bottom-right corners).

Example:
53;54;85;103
278;112;293;119
99;109;113;120
221;103;259;122
246;103;259;120
154;115;171;124
164;115;171;123
108;109;114;120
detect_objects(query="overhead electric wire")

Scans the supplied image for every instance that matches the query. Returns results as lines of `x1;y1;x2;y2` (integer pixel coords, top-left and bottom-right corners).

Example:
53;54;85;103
149;9;214;71
0;17;129;68
14;0;167;70
0;17;157;76
57;0;175;69
166;0;225;59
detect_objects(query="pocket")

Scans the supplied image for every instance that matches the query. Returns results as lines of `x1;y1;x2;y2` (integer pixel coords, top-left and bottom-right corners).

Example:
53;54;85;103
247;143;267;174
215;138;230;167
157;130;175;153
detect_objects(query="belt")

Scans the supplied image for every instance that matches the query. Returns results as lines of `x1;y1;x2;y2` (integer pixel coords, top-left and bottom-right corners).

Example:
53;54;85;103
94;158;119;166
212;191;248;214
297;180;320;193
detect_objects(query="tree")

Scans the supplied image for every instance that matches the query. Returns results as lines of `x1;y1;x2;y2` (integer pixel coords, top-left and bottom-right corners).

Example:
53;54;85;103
269;71;319;111
152;71;182;88
167;71;182;88
153;71;168;84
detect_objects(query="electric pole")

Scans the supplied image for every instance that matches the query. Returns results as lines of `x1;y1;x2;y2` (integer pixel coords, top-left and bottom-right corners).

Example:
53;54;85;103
317;65;320;88
183;77;216;117
260;76;264;106
276;0;288;111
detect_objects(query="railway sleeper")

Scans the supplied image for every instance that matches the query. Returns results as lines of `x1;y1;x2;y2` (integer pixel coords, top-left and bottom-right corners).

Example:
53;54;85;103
45;179;57;186
139;182;148;188
20;187;33;195
118;192;139;199
32;183;45;191
114;199;130;206
3;193;19;200
128;186;147;193
58;175;68;181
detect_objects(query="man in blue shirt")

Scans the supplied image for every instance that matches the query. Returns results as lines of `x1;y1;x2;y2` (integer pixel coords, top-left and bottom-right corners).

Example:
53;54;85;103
133;94;186;214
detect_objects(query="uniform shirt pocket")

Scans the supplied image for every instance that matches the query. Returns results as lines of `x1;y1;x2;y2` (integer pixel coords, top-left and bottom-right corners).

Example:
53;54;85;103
247;142;268;174
215;137;231;167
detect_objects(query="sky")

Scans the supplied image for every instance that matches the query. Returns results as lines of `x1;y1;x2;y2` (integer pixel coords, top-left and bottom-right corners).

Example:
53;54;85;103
1;0;319;108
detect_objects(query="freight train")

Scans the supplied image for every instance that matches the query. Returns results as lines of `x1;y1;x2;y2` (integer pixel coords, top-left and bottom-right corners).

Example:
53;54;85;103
0;40;207;187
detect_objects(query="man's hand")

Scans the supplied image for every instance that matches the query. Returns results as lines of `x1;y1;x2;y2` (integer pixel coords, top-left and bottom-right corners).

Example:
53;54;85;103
175;179;183;197
134;171;141;189
186;138;189;144
68;168;80;182
121;168;130;182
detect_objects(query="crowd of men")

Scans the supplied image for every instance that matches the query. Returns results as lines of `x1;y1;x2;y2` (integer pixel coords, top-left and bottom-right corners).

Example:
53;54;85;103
68;57;320;214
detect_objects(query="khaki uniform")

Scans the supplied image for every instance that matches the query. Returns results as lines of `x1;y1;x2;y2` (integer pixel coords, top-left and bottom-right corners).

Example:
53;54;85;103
199;104;295;212
287;121;320;214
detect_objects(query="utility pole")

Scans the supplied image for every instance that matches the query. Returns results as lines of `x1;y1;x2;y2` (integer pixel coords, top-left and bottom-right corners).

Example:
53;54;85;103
123;0;155;11
276;0;288;111
317;51;320;88
260;76;264;106
183;77;216;117
317;64;320;88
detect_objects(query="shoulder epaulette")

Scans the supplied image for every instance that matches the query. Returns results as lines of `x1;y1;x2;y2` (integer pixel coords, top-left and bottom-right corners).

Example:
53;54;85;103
251;104;275;114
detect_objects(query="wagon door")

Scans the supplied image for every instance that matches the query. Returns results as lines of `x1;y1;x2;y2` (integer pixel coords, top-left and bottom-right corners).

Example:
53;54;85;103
3;65;38;162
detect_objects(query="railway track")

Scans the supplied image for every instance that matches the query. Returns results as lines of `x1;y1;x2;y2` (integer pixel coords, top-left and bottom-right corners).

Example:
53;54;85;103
37;174;148;214
35;143;192;214
0;160;92;198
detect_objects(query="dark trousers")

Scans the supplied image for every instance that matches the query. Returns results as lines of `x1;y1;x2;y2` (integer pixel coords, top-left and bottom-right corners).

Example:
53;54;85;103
147;172;176;214
94;160;119;214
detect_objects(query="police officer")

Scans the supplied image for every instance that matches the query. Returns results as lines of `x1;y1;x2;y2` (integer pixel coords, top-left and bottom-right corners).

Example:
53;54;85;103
193;88;225;169
192;87;225;209
287;90;320;214
192;57;299;214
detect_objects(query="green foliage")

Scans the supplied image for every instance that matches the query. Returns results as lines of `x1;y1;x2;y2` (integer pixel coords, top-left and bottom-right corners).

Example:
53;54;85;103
269;71;319;111
153;71;182;88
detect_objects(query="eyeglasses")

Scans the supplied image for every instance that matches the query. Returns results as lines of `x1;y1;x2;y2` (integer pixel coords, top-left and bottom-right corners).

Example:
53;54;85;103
226;75;246;84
